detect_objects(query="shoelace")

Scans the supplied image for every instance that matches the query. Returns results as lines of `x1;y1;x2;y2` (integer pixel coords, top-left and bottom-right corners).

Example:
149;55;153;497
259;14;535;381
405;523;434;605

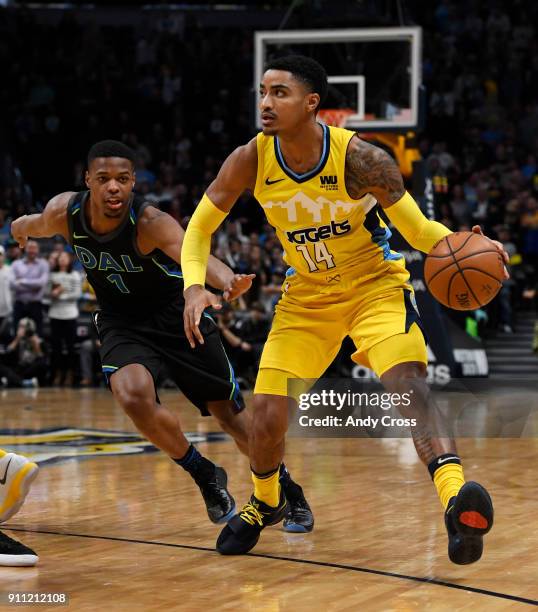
239;502;264;527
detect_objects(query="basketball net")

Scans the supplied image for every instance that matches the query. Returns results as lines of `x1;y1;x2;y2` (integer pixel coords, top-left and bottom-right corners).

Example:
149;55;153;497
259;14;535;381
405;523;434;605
318;108;355;128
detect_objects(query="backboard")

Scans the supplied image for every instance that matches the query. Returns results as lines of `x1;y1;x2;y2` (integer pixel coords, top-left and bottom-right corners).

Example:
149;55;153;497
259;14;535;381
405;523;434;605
254;27;422;132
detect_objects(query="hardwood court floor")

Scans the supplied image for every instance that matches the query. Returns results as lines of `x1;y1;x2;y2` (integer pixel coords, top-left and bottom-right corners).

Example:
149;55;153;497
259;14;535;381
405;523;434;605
0;388;537;611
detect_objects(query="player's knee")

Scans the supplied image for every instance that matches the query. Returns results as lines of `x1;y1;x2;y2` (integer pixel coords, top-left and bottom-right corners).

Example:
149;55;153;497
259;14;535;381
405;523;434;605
251;417;286;448
381;361;427;395
381;361;434;421
250;394;288;445
111;376;155;420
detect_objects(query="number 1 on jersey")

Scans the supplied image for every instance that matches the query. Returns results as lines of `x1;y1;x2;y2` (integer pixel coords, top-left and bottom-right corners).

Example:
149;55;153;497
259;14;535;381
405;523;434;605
106;273;130;293
296;243;335;272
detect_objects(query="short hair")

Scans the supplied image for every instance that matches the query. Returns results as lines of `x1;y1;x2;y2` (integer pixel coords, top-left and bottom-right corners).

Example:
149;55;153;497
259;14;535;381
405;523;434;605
264;55;328;110
87;140;136;168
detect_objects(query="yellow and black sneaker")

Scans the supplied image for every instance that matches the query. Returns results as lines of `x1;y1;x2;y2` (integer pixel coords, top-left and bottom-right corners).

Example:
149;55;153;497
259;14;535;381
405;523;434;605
445;481;493;565
216;490;288;555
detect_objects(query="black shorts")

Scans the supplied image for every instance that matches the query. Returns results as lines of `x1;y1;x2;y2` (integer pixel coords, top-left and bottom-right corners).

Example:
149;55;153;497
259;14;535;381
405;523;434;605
93;300;244;416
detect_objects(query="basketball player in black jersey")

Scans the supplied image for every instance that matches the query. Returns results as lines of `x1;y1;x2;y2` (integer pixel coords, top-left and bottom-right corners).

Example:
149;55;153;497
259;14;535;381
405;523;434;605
11;140;313;531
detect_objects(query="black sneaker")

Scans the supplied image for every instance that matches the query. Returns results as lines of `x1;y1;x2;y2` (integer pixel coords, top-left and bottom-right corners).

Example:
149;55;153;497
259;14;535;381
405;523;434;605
445;481;493;565
0;531;38;566
197;466;235;524
281;479;314;533
216;490;288;555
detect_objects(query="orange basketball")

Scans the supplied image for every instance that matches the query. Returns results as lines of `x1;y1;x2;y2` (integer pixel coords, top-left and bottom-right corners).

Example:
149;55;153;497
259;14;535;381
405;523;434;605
424;232;504;310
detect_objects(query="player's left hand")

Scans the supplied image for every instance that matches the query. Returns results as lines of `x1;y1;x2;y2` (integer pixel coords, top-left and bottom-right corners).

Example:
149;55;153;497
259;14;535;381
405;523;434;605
471;225;510;280
11;215;29;248
223;274;256;301
183;285;222;348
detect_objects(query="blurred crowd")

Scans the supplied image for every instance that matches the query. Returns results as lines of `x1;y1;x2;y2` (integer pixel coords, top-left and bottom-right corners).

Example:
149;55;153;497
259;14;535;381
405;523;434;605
0;239;101;388
418;0;538;331
1;1;538;387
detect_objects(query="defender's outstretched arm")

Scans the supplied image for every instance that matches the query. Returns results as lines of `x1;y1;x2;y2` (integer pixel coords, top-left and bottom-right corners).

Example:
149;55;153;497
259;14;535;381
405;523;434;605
136;205;255;299
11;192;73;247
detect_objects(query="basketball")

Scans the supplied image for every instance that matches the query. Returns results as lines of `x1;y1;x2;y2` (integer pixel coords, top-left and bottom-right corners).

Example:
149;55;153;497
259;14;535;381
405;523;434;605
424;232;505;310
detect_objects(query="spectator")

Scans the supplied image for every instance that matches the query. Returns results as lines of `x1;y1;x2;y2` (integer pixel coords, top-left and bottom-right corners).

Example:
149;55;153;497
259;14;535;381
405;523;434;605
48;251;60;271
237;302;271;360
0;210;11;245
520;196;538;279
495;227;517;333
216;303;269;386
79;274;98;312
48;252;82;386
521;154;536;182
449;184;470;227
472;188;489;222
0;318;47;388
10;240;49;336
79;334;101;388
0;246;12;341
261;273;285;311
4;239;21;265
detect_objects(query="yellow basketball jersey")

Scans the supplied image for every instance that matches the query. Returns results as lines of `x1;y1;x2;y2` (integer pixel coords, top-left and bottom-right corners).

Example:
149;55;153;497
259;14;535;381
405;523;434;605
254;124;407;284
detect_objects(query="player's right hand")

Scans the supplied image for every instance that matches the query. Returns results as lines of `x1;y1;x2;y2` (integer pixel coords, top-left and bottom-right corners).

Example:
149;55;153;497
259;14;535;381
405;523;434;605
471;225;510;280
183;285;222;348
11;216;29;248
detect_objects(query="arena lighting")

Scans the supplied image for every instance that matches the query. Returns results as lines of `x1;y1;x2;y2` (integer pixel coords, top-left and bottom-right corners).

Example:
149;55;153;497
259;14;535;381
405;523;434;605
141;3;247;8
21;3;94;7
20;2;248;8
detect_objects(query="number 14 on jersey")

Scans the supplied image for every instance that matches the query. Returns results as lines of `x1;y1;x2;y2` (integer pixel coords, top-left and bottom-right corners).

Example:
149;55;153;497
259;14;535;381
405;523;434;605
296;243;335;272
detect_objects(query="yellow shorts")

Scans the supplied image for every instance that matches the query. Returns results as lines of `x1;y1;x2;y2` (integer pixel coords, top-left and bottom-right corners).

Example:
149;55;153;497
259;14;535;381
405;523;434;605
254;268;428;397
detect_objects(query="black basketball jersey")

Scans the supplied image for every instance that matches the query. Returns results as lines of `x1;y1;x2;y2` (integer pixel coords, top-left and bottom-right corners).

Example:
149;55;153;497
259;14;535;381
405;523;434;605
67;191;183;315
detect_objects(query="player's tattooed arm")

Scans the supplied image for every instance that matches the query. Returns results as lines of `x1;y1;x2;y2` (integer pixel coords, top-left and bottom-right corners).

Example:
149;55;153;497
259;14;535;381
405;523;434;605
137;206;254;293
344;136;405;206
10;192;73;247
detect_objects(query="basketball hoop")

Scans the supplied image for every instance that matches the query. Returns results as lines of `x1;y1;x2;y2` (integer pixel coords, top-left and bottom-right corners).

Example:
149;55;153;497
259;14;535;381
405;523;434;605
318;108;355;128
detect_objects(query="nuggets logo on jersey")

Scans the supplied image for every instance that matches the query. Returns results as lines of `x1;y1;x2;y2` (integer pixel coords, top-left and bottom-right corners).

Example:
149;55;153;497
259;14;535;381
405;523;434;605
254;124;404;281
286;219;351;244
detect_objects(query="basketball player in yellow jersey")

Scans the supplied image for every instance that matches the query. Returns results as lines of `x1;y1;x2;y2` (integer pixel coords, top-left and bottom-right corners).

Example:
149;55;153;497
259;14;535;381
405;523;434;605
182;56;509;562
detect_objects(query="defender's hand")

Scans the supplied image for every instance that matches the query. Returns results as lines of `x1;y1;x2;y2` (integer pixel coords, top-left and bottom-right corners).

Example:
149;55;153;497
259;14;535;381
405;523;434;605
183;285;222;348
471;225;510;280
11;216;29;248
223;274;256;302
